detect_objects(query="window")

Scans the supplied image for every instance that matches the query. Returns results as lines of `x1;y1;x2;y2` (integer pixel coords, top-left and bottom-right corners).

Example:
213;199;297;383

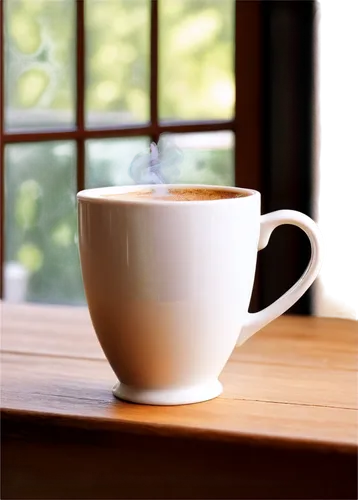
0;1;261;305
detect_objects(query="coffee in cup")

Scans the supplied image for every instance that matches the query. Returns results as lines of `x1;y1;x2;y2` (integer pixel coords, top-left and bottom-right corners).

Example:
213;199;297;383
102;187;248;202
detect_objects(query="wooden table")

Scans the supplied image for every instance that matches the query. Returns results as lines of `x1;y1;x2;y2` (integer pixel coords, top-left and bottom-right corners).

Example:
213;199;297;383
1;303;357;499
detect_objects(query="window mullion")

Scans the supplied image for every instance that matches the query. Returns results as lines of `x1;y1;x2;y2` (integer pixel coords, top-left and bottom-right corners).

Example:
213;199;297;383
150;0;159;143
76;0;85;192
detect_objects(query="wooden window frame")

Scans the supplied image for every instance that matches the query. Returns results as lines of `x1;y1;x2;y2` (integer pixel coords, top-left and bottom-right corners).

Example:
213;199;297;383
259;0;315;315
0;0;262;301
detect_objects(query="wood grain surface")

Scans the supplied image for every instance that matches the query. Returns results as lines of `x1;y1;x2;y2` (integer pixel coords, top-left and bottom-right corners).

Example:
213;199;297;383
1;303;357;499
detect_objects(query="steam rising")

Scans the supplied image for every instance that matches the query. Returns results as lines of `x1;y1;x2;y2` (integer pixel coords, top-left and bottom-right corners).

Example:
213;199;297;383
129;135;183;192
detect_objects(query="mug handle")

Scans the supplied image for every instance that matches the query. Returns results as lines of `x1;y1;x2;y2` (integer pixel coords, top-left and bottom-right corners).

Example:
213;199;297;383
238;210;322;345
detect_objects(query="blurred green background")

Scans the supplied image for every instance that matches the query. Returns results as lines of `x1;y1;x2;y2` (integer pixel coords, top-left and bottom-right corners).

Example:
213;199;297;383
4;0;235;304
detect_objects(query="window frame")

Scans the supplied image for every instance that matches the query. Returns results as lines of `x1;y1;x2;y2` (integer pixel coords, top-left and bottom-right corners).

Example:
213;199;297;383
258;0;315;314
0;0;262;304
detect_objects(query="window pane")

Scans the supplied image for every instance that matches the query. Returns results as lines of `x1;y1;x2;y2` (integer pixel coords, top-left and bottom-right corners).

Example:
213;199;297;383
86;137;150;188
172;132;234;186
4;142;84;305
4;0;75;131
159;0;235;122
85;0;150;128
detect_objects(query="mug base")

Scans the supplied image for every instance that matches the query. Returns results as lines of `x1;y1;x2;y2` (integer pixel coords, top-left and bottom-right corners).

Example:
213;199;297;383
113;379;223;406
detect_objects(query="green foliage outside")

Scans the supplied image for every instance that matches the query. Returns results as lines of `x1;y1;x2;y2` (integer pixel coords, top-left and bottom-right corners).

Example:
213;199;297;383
4;0;235;304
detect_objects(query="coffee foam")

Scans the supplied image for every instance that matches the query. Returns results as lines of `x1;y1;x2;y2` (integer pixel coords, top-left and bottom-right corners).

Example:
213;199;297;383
103;188;247;202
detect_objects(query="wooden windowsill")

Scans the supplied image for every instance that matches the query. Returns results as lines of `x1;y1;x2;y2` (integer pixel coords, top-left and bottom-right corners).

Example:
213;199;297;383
1;303;357;499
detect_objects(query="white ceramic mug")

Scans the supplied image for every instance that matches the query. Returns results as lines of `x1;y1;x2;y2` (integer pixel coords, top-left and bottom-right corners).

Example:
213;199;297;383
78;185;321;405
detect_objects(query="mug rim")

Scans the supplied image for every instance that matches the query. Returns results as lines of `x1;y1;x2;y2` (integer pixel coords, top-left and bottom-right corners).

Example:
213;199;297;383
77;184;260;205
